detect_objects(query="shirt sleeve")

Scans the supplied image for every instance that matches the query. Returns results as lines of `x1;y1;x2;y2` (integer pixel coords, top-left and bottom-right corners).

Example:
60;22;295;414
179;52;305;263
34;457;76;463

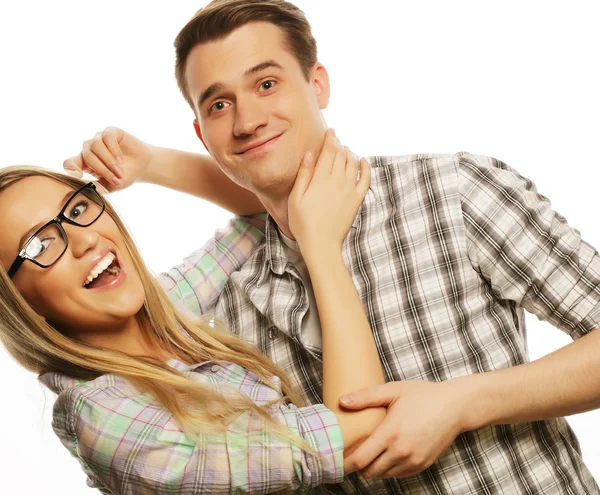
157;214;266;318
459;153;600;339
56;387;344;494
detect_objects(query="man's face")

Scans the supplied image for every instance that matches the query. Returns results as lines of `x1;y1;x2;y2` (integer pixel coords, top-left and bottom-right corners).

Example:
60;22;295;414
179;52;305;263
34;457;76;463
185;21;330;199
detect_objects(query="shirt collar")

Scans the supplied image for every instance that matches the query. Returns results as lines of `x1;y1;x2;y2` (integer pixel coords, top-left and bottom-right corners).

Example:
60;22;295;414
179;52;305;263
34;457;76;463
38;372;91;394
38;358;208;394
262;198;365;277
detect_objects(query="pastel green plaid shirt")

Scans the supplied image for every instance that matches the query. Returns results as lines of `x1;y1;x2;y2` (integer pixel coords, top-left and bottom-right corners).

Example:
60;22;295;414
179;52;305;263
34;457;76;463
39;215;344;494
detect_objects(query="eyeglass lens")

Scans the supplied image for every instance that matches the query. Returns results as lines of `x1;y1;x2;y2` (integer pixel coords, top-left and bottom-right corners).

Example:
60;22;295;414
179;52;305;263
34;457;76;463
22;187;104;266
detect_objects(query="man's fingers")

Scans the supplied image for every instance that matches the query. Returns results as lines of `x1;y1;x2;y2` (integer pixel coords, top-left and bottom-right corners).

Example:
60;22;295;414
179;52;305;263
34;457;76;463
339;383;395;409
379;465;421;480
360;451;399;479
343;427;388;474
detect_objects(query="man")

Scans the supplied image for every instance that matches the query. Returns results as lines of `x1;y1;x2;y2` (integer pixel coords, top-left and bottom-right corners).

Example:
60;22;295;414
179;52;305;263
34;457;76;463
65;0;600;493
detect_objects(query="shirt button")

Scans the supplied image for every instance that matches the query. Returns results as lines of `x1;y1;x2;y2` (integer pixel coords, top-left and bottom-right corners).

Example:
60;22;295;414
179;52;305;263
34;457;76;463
268;327;277;339
210;364;220;373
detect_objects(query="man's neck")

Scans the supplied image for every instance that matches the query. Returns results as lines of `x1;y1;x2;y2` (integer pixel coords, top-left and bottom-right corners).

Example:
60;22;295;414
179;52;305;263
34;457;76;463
257;193;295;239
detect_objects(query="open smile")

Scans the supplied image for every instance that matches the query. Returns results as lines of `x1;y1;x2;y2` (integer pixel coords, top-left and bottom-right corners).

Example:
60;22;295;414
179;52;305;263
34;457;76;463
83;250;127;291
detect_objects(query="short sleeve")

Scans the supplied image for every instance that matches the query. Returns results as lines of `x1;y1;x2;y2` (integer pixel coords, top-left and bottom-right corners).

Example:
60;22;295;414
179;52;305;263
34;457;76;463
157;214;266;318
58;387;344;494
459;153;600;339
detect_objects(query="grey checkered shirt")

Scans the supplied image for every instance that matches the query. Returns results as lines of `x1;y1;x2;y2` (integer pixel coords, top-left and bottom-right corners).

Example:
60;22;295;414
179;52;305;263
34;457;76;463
206;152;600;494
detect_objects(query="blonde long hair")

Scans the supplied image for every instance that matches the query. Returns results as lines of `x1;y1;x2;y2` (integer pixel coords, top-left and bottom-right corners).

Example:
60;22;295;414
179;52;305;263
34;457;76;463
0;166;310;450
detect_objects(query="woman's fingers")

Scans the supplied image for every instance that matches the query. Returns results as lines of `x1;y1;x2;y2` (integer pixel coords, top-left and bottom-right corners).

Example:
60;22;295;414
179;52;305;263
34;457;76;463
101;127;125;176
81;139;121;186
63;129;124;187
331;150;347;177
63;154;85;178
356;157;372;197
345;147;359;182
89;132;123;183
289;151;316;201
315;129;343;177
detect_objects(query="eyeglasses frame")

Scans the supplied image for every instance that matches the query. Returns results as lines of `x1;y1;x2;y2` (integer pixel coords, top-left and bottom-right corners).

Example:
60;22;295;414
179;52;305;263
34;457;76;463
7;182;105;279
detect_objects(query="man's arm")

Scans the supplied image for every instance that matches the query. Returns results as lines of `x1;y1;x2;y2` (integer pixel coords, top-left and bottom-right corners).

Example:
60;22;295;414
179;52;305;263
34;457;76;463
463;327;600;427
342;153;600;479
63;126;264;215
341;328;600;478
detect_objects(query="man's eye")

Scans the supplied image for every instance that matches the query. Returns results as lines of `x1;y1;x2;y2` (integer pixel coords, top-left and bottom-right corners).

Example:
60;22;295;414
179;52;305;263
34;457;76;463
210;101;230;113
259;80;276;92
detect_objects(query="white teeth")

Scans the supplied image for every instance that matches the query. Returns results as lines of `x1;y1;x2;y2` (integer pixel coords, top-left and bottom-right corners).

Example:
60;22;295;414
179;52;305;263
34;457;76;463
84;252;116;286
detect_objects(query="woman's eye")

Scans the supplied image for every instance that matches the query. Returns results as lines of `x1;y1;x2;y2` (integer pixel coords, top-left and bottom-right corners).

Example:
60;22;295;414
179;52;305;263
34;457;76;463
259;80;276;91
209;101;230;113
68;201;88;220
25;237;52;259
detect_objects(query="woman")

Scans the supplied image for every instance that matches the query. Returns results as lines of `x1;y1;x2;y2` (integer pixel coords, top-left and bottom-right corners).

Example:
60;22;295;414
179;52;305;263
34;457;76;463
0;130;385;494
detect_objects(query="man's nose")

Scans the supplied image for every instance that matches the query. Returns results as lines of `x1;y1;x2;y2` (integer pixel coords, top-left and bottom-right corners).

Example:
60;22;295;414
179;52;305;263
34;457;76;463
63;223;100;259
233;96;268;137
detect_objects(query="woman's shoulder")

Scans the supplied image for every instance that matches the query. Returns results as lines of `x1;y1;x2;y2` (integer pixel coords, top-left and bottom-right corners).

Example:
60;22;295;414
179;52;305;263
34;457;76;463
39;369;140;397
39;358;285;414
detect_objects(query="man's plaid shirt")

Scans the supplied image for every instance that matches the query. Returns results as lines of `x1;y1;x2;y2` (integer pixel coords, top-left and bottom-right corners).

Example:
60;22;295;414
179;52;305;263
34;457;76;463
175;152;600;494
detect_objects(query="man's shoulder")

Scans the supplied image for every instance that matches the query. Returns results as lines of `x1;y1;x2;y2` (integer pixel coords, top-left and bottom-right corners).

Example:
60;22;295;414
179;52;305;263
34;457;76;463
365;152;459;168
364;151;500;169
364;152;509;187
363;152;464;192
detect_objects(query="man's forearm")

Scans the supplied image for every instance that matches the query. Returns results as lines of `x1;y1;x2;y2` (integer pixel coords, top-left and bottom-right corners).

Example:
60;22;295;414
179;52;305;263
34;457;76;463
459;328;600;431
142;146;265;215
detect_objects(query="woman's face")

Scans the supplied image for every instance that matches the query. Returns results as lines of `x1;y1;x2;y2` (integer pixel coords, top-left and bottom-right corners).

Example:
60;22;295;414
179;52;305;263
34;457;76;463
0;176;145;336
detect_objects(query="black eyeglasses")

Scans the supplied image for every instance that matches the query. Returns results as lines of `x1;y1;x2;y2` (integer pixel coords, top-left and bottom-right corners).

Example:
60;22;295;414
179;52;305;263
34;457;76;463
8;182;105;278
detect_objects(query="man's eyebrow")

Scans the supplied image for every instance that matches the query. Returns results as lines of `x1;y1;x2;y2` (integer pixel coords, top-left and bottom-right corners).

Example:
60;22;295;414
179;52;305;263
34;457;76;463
18;189;74;248
196;60;284;108
198;82;226;108
244;59;284;78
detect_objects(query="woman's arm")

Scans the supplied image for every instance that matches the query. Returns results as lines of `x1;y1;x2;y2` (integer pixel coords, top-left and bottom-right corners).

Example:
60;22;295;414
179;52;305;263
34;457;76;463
142;145;264;215
288;130;386;457
157;214;266;318
63;126;265;215
54;377;343;493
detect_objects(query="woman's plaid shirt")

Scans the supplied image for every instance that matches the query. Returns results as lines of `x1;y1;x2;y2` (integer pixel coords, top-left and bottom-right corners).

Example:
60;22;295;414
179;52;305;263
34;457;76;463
39;216;344;494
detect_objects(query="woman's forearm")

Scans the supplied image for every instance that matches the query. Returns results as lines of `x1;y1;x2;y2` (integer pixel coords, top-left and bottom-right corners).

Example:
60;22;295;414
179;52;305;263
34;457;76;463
304;247;386;454
142;146;265;215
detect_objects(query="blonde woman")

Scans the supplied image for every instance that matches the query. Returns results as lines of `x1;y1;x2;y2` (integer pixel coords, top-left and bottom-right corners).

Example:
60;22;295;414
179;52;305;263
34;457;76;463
0;131;385;494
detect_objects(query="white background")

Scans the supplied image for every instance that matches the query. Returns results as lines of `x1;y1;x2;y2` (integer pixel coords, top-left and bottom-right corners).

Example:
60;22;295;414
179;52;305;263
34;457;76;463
1;1;599;493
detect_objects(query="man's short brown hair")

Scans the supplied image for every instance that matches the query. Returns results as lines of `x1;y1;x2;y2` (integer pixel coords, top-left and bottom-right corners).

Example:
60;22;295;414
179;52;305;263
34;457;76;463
174;0;318;110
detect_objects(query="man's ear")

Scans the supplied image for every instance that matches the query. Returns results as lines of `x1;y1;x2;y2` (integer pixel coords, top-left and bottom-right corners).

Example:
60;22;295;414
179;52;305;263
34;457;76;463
312;62;331;110
193;119;209;152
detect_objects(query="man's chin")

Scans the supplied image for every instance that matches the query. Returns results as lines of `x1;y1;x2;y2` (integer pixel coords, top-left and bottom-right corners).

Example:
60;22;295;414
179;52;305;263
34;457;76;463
250;172;296;200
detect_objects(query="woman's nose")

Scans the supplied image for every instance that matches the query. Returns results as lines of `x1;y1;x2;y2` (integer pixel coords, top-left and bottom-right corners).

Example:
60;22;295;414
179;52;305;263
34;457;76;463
63;223;100;259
